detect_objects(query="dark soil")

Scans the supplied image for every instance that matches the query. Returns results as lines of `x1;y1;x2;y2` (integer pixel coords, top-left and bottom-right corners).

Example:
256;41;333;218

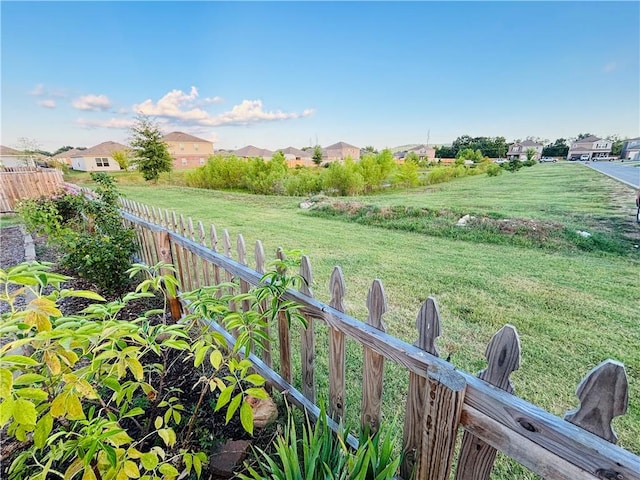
0;227;281;479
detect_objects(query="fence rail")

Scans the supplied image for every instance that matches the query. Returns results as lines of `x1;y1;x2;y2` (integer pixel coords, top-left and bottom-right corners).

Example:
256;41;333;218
0;167;65;212
118;198;639;480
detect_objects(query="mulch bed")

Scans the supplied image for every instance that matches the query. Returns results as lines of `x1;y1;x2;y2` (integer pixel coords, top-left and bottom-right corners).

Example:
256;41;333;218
0;226;282;479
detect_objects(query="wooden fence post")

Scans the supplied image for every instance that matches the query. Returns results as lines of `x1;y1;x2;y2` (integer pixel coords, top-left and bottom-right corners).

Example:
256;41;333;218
565;359;629;443
299;255;316;403
329;266;346;422
210;225;222;295
361;279;387;434
254;240;272;371
187;217;201;288
222;229;235;311
197;221;211;286
276;248;292;383
154;230;183;321
237;235;251;313
455;325;521;480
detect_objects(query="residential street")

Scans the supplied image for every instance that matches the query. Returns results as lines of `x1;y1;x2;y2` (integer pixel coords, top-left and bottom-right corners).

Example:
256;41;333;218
583;160;640;188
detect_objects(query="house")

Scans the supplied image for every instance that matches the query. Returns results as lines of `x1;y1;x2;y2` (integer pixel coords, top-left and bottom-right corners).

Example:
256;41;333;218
277;147;314;167
322;142;360;162
52;148;86;166
0;145;33;168
233;145;274;160
397;144;436;163
566;136;612;161
162;132;214;168
506;140;544;161
619;137;640;160
70;141;126;172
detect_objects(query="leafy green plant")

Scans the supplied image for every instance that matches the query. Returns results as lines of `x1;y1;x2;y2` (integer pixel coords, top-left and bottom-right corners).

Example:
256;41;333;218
239;407;401;480
17;173;137;292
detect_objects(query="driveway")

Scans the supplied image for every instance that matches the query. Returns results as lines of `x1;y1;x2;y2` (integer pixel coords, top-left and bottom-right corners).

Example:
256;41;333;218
583;161;640;188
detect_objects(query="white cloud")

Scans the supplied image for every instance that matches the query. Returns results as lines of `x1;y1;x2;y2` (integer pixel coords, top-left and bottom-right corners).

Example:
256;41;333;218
133;86;313;127
603;62;617;73
73;94;112;111
76;117;135;129
30;84;45;96
38;100;56;109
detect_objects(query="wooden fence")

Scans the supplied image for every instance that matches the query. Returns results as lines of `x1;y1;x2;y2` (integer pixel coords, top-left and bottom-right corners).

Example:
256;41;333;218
0;167;65;212
118;198;639;480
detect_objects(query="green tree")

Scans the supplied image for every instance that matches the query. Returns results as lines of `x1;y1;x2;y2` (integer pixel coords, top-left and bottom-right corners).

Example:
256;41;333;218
525;147;537;163
361;145;378;155
542;138;569;158
576;133;593;140
405;151;420;165
456;148;484;163
312;145;323;166
111;149;131;170
129;115;173;183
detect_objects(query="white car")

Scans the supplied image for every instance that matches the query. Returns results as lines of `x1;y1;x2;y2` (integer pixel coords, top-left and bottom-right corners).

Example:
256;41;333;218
539;157;557;163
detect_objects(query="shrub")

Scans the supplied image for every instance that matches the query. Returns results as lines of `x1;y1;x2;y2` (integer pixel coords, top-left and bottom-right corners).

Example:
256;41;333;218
486;163;503;177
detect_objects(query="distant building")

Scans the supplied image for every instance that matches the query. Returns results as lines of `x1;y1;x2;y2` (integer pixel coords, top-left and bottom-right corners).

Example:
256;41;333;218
567;136;612;161
162;132;214;169
70;141;127;172
507;140;544;161
619;137;640;160
277;147;314;167
394;144;436;163
233;145;274;160
323;142;360;162
0;145;33;168
52;148;86;166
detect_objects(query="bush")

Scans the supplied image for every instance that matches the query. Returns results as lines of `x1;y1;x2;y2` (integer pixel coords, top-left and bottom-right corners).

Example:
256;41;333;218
486;163;503;176
18;173;137;292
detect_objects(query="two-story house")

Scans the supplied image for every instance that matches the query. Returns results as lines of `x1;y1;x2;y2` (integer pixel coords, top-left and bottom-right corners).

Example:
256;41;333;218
323;142;361;162
233;145;274;160
162;132;215;168
619;137;640;161
506;140;544;161
567;136;612;161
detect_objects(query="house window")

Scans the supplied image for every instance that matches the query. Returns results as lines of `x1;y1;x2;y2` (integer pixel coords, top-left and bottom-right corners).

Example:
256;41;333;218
512;146;520;152
199;157;205;165
179;143;184;151
95;157;109;167
194;144;199;151
181;158;187;166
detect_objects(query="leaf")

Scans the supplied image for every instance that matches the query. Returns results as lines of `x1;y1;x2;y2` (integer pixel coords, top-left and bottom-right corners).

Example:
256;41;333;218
226;394;242;424
76;379;99;399
122;407;145;418
215;385;234;411
66;290;107;301
158;463;179;477
82;466;98;480
245;388;268;400
157;428;171;447
64;457;84;480
126;358;144;381
123;460;140;478
108;429;133;447
13;373;46;386
0;398;15;427
193;345;209;368
239;400;254;435
154;416;163;429
66;393;85;420
44;351;61;375
140;452;158;471
13;398;37;426
50;393;67;417
34;413;53;449
0;368;12;399
16;388;49;402
243;374;265;387
1;355;39;366
209;349;223;370
193;455;202;478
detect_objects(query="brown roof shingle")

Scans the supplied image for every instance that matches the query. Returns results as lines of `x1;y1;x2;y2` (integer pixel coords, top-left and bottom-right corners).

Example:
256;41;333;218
72;141;129;157
162;131;211;143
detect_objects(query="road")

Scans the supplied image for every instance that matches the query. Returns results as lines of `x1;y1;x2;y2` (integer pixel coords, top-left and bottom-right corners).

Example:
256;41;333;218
583;160;640;188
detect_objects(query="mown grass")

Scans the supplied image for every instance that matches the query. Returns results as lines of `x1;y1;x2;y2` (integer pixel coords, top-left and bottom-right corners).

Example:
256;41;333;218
70;164;639;475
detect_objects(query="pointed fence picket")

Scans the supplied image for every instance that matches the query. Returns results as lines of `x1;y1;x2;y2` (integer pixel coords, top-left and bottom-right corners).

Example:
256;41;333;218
117;200;639;480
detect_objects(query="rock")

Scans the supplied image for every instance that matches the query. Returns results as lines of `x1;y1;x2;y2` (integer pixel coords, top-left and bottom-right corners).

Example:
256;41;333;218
247;395;278;428
299;200;315;209
209;439;251;479
455;214;475;227
576;230;592;238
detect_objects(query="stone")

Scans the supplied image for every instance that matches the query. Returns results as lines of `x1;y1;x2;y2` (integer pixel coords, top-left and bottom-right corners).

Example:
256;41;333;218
455;214;475;227
209;439;251;479
247;395;278;429
576;230;592;238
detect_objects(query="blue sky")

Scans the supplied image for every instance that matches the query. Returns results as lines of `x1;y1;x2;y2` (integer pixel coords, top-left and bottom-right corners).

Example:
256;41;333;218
1;1;639;152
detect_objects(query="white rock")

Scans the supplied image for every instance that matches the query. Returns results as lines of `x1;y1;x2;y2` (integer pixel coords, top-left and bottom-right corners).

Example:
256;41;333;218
576;230;592;238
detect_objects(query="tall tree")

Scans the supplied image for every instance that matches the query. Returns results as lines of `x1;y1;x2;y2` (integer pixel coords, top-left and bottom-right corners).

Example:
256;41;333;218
312;145;323;166
129;116;173;183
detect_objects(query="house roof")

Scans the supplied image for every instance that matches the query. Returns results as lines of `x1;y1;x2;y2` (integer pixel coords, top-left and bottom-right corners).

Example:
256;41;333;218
162;131;211;143
53;148;85;159
324;141;359;150
574;135;603;143
278;146;312;158
0;145;25;156
72;141;129;157
519;140;543;147
233;145;274;158
407;144;435;152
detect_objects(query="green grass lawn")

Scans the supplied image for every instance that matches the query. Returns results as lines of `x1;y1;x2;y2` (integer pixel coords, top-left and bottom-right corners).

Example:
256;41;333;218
72;163;639;473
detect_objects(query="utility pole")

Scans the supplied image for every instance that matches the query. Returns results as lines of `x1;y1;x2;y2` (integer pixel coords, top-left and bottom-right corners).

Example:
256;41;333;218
426;129;430;147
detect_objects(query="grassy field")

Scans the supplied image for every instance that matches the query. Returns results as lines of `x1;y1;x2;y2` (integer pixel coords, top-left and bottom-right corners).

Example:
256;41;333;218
71;163;639;475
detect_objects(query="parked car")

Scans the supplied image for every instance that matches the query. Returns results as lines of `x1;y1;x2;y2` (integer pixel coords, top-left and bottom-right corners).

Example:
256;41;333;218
493;158;508;164
539;157;557;163
580;154;590;161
